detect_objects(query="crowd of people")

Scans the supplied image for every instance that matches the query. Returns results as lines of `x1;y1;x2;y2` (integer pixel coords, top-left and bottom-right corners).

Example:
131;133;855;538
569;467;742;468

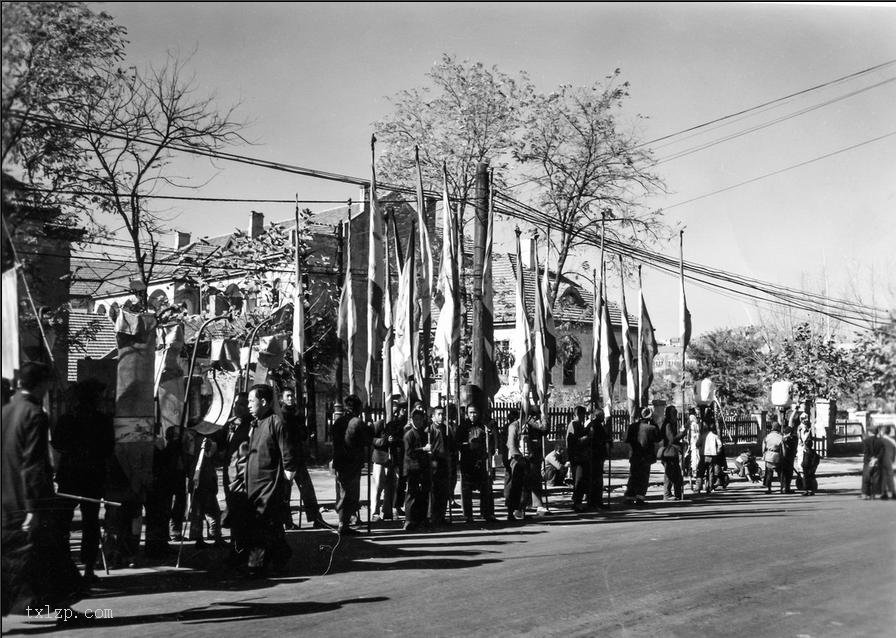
2;361;894;617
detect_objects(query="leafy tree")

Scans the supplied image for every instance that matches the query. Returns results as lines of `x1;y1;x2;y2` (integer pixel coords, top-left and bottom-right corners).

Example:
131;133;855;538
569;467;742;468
765;322;871;404
514;71;667;305
857;318;896;410
374;54;533;216
687;326;770;411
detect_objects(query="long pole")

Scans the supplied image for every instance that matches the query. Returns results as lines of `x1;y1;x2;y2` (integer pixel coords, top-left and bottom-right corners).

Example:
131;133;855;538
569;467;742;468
453;187;463;518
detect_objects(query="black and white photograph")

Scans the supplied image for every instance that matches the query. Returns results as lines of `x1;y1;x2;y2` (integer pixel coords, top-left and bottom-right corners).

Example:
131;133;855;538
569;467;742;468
1;2;894;636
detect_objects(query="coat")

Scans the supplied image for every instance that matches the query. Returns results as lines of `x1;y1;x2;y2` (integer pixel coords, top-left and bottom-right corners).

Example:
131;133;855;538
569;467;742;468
245;410;298;518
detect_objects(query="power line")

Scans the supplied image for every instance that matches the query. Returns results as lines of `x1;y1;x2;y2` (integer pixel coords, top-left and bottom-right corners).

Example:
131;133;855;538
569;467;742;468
664;130;896;209
640;59;896;147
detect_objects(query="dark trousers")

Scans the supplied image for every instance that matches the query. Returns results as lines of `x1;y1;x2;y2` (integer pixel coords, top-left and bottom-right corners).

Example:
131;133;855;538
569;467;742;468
703;456;723;491
188;487;222;540
396;474;407;512
404;468;432;526
589;457;606;506
246;513;290;572
223;489;252;553
782;457;796;492
763;461;783;490
662;459;684;499
59;499;101;570
335;468;362;529
802;464;818;493
429;460;451;523
460;462;494;519
571;460;591;506
295;465;321;521
506;456;529;514
625;457;653;498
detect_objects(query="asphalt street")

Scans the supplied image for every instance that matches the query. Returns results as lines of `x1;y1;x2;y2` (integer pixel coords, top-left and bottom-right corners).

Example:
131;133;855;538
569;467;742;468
2;470;893;638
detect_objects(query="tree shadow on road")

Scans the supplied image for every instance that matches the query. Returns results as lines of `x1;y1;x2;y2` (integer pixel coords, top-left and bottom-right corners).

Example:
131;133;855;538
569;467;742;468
2;596;390;635
326;536;504;574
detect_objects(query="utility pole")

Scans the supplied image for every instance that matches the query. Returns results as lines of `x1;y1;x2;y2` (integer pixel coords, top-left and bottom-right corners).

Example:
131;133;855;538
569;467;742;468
471;161;489;415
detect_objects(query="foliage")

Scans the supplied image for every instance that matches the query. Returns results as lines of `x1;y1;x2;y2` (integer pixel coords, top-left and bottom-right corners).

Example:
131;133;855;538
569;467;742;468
856;318;896;409
687;326;770;411
765;322;872;404
556;332;582;367
514;71;667;305
374;54;534;216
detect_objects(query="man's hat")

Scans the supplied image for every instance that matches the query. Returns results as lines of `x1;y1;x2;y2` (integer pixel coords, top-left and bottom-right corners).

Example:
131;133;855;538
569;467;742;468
411;402;426;415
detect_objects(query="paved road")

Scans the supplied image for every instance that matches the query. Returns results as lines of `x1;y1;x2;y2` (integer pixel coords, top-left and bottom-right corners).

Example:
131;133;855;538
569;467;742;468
3;473;893;637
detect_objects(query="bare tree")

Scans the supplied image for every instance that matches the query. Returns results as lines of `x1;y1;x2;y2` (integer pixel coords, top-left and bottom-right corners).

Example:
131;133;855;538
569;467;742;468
61;53;246;307
514;70;667;305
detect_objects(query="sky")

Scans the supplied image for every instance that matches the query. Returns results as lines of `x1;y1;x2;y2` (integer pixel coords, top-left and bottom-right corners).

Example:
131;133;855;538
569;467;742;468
94;2;896;340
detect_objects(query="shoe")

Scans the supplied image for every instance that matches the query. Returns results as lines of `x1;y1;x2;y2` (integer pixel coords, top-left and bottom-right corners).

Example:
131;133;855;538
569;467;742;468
381;516;394;521
170;532;184;542
395;507;406;517
213;538;230;549
403;522;418;532
484;516;498;523
313;519;335;530
573;503;587;512
338;526;361;536
766;488;772;494
82;571;99;585
536;507;551;516
464;517;474;524
595;503;610;510
284;522;300;531
372;515;382;522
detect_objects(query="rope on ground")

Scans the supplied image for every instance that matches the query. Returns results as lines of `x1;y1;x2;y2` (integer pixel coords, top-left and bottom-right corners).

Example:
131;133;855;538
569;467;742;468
320;529;342;576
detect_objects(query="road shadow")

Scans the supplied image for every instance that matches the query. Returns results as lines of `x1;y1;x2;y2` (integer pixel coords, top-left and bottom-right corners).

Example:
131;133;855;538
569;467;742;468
325;536;504;574
2;596;390;635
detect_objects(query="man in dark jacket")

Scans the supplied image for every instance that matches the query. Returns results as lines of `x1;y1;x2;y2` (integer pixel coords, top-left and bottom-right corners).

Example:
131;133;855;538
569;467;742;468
2;363;83;616
428;405;454;526
566;405;592;512
280;388;329;529
456;404;497;524
371;401;405;521
624;407;660;505
244;384;298;576
53;380;114;581
403;403;432;531
332;394;371;534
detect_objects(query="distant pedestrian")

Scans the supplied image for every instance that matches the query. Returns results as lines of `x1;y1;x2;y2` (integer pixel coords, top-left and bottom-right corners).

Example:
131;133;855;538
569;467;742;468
658;405;686;501
566;405;592;511
762;423;785;494
880;426;896;499
860;425;884;499
781;424;798;494
702;423;724;493
624;407;660;505
588;409;612;510
428;405;454;527
332;394;371;534
403;403;432;531
457;404;497;523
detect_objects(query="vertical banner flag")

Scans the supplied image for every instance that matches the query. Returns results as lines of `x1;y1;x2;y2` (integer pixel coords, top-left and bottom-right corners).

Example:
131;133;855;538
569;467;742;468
366;135;385;404
679;230;692;353
482;169;500;399
618;256;638;422
415;146;434;401
637;266;658;408
532;236;550;411
382;216;394;420
542;230;557;370
337;218;357;395
1;265;19;379
599;262;620;412
434;163;459;396
591;268;602;408
511;229;534;417
292;197;306;364
392;222;422;401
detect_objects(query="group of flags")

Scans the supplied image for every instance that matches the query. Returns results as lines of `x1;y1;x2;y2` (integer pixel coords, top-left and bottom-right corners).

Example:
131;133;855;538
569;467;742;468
323;136;694;421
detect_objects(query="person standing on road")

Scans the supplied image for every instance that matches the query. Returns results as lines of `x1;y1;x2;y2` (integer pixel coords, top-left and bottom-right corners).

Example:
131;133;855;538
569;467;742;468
781;423;799;494
624;407;660;505
370;401;404;521
658;405;686;501
2;362;83;616
428;405;453;527
456;404;497;524
879;426;896;499
332;394;371;533
762;423;785;494
702;423;724;493
403;403;433;531
588;409;612;510
244;384;298;576
566;406;592;512
687;412;703;492
800;432;821;496
280;388;330;529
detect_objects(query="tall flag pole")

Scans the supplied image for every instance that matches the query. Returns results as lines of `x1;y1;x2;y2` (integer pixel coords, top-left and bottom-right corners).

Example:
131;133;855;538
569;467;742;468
482;168;500;400
599;220;619;412
679;230;692;426
637;265;658;409
434;162;459;404
591;268;602;410
365;134;385;406
618;255;638;423
337;206;357;395
382;214;394;422
511;228;534;422
415;146;434;405
532;233;550;414
293;196;306;423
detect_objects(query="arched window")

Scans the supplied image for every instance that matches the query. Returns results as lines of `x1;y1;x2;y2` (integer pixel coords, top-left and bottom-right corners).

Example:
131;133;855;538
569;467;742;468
95;304;107;316
109;302;120;321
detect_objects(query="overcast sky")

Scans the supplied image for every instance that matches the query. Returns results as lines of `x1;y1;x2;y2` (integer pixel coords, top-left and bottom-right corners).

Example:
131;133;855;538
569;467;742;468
96;2;896;339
